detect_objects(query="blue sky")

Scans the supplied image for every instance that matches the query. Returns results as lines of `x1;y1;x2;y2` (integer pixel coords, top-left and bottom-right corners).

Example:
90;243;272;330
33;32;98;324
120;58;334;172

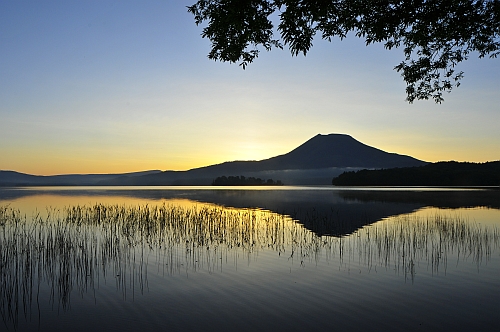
1;0;499;175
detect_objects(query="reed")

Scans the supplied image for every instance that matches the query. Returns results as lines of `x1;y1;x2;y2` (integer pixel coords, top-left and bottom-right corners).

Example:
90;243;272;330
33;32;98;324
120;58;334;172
339;213;500;282
0;204;498;329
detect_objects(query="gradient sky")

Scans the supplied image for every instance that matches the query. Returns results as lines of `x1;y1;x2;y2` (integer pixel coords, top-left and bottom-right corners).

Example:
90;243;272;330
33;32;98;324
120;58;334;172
1;1;499;175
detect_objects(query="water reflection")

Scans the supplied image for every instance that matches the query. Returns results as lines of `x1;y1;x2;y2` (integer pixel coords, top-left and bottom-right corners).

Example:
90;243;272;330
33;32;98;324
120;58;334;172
348;213;499;281
6;187;500;237
338;189;500;209
1;203;499;330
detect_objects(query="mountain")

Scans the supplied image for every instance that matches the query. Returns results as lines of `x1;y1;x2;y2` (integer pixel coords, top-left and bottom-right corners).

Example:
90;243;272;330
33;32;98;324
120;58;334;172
98;134;426;185
257;133;424;169
0;170;162;187
1;134;426;186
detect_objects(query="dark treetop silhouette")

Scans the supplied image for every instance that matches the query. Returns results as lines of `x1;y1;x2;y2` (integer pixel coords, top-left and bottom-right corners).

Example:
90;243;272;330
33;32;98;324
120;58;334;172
332;161;500;186
188;0;500;103
212;175;283;185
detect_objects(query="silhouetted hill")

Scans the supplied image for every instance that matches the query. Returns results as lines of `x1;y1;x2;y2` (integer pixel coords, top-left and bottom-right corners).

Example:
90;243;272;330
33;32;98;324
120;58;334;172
332;161;500;186
258;133;425;169
186;134;425;172
98;134;426;185
1;134;426;186
0;170;162;187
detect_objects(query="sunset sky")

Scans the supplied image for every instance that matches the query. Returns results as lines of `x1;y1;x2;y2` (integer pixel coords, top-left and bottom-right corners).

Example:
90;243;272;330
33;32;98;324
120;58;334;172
1;1;499;175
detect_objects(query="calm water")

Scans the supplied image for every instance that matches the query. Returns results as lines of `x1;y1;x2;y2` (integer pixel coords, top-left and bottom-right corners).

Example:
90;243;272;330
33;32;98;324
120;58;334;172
1;186;499;331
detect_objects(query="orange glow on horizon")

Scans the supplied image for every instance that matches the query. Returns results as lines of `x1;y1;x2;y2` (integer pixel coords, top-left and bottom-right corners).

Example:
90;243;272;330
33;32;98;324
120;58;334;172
2;134;498;176
4;150;499;176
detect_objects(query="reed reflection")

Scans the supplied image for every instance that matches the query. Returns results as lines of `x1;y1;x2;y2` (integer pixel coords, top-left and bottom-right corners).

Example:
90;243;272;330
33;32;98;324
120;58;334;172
0;204;499;330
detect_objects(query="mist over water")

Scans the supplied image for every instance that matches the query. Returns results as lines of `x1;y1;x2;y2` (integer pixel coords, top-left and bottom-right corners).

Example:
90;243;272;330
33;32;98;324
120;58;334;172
1;187;499;331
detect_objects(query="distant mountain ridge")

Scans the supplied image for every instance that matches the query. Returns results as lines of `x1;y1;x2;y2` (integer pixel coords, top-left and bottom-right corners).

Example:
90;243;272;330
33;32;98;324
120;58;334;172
1;134;426;186
0;170;162;186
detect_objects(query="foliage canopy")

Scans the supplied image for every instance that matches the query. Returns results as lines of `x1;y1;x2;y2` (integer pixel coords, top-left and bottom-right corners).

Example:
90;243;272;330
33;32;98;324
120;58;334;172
188;0;500;103
331;161;500;186
212;175;283;185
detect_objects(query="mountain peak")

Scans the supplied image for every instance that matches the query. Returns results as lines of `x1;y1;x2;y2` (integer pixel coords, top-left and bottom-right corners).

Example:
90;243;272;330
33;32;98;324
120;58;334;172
1;133;427;186
313;133;353;139
260;133;425;169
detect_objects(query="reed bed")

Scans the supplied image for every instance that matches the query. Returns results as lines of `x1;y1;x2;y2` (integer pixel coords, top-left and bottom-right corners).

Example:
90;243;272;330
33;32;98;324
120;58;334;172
0;204;499;329
339;213;500;282
0;203;315;329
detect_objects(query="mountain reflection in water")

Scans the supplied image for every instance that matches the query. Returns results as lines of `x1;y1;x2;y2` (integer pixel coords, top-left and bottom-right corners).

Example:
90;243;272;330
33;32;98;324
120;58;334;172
1;187;500;331
2;186;499;237
1;203;499;331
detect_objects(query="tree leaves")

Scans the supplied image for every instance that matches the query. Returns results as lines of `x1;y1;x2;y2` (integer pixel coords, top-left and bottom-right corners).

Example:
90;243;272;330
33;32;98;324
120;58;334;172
189;0;500;103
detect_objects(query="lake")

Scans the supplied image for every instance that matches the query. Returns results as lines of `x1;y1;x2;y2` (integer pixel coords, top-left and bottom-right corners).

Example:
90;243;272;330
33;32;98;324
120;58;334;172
1;186;499;331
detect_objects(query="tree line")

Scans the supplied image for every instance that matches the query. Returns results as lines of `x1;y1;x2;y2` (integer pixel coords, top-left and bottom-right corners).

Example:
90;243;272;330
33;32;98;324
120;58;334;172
332;161;500;186
212;175;283;186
